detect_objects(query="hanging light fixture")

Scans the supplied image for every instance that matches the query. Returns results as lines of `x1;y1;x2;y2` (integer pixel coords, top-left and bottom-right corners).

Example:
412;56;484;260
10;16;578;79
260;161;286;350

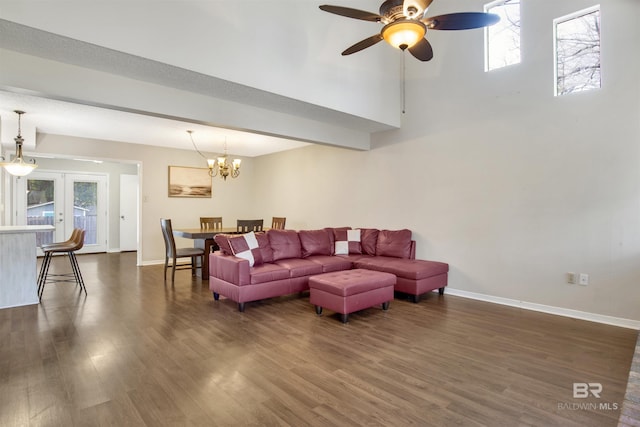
188;130;241;180
0;110;38;177
215;139;241;180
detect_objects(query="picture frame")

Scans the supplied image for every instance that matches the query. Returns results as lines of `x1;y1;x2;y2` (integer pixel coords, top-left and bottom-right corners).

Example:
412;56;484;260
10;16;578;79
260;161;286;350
168;166;212;198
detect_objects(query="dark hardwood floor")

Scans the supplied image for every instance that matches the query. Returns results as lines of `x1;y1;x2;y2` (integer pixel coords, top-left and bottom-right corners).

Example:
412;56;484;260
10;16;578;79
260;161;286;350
619;334;640;427
1;252;637;426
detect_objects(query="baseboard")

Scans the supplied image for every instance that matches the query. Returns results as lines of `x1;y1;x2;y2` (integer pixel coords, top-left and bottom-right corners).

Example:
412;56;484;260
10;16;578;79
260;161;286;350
107;248;120;253
444;288;640;330
141;259;165;266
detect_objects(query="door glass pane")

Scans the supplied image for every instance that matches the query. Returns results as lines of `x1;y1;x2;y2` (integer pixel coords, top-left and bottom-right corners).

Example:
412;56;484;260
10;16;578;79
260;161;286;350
74;181;97;245
27;178;55;246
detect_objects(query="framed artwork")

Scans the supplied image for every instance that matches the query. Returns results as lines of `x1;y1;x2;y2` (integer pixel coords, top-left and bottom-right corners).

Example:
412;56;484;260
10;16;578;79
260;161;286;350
168;166;212;198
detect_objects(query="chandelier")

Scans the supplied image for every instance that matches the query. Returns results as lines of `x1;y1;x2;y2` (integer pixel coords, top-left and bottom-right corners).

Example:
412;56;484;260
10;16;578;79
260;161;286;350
188;130;241;180
1;110;38;177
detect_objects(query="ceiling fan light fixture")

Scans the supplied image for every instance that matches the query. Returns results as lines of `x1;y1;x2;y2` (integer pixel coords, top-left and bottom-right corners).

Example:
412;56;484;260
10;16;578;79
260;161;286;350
382;19;426;50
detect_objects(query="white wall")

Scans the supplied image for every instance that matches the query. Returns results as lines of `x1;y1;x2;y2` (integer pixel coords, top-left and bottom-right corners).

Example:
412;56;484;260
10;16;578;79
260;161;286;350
253;0;640;321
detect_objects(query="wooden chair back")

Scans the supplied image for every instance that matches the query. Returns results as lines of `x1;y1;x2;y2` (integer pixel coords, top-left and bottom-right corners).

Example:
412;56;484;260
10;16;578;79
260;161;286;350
237;219;264;233
200;217;223;230
160;218;178;258
271;217;286;230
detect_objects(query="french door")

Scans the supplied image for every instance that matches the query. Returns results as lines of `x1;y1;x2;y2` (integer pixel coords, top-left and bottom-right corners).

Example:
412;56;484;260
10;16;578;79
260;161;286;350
15;171;108;254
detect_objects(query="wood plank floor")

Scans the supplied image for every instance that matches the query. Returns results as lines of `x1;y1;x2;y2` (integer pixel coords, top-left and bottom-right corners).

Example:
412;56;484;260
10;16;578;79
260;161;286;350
0;252;637;426
619;334;640;426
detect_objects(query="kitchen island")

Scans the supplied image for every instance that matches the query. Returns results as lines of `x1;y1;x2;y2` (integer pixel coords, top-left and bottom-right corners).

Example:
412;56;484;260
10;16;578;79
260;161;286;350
0;225;53;309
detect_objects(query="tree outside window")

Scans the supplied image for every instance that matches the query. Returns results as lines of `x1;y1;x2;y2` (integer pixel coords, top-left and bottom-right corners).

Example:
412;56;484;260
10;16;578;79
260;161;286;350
485;0;521;71
554;6;601;96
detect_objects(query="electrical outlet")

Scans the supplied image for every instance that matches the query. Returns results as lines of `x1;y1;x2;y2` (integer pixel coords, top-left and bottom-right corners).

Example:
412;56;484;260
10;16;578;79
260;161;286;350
567;272;576;284
579;273;589;286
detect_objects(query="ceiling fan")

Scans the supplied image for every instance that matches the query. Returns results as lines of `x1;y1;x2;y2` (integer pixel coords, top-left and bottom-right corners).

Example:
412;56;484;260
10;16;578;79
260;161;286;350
319;0;500;61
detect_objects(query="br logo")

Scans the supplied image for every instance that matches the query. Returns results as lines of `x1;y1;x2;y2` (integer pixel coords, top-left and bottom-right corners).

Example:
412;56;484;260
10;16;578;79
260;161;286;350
573;383;602;398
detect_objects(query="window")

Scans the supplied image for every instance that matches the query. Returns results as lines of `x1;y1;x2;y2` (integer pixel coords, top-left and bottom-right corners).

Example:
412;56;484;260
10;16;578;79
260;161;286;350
484;0;521;71
554;6;601;96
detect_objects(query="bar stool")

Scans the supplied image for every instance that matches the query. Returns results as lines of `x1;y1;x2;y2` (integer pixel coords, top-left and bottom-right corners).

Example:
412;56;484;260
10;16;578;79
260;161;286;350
37;228;87;300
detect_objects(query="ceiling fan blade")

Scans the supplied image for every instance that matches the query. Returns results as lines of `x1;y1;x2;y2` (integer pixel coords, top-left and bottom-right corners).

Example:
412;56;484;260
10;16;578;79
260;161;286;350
342;34;384;56
422;12;500;30
403;0;434;18
319;5;382;22
408;38;434;61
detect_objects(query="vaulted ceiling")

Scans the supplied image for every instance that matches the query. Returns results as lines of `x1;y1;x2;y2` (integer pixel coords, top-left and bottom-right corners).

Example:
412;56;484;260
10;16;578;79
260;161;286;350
0;1;403;158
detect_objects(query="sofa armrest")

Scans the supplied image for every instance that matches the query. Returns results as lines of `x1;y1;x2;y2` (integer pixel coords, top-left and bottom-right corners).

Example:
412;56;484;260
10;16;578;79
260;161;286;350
410;240;416;260
211;253;250;286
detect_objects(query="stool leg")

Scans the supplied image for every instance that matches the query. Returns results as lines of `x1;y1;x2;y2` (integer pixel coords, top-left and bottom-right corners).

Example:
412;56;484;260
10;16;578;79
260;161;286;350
38;252;53;300
37;252;47;287
315;305;323;315
69;252;86;294
382;301;390;310
67;252;80;287
340;313;348;323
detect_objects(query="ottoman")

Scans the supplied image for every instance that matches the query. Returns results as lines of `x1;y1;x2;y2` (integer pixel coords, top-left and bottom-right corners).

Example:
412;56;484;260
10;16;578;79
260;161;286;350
309;269;396;323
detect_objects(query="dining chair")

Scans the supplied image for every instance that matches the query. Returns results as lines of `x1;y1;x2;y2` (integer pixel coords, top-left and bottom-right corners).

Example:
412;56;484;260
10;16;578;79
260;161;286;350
199;217;223;253
271;217;286;230
200;216;223;230
160;218;205;283
236;219;264;233
37;228;87;300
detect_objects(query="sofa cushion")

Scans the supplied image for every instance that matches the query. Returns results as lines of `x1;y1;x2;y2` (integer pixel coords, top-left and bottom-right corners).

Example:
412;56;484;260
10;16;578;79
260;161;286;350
228;232;263;267
354;256;449;280
268;229;302;261
213;233;235;255
306;255;353;273
255;232;274;263
376;229;412;259
299;229;332;258
333;228;362;255
359;228;379;255
249;263;291;285
274;258;323;278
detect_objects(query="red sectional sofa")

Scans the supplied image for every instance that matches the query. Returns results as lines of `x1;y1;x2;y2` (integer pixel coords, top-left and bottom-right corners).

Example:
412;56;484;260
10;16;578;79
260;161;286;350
209;227;449;312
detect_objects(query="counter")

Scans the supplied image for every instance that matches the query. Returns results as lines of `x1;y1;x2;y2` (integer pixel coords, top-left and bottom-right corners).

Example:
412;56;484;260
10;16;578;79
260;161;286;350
0;225;54;309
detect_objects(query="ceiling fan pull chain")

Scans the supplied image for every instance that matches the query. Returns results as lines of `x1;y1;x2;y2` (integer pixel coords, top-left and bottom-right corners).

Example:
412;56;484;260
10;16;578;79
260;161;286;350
401;51;406;114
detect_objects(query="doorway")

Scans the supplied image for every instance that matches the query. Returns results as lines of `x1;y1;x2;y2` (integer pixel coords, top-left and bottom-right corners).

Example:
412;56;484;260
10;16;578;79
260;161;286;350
119;174;138;252
16;171;108;254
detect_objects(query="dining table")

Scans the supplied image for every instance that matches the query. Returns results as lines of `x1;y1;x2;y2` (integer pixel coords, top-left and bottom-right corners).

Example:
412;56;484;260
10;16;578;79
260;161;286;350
172;227;238;278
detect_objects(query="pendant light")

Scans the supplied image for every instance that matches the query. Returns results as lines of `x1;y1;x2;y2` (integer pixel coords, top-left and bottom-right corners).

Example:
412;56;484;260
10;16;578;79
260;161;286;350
1;110;38;177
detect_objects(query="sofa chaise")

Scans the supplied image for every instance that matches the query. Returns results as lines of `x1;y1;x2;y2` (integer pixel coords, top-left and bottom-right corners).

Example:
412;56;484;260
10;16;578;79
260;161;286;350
209;227;449;312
